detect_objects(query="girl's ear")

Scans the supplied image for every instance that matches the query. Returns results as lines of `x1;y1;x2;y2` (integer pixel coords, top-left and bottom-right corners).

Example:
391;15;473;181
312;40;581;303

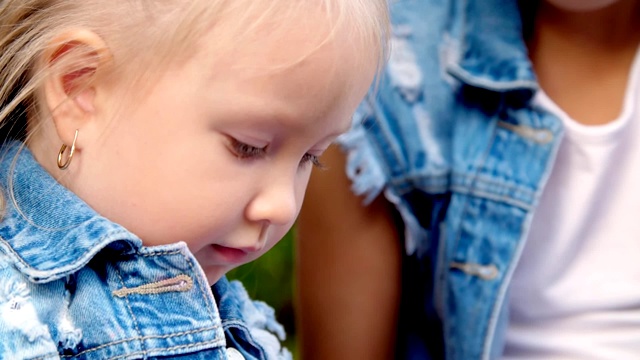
42;29;111;148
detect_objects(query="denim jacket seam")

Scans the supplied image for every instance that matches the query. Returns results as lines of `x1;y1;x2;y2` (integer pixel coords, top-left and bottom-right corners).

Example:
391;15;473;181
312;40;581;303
181;250;218;319
223;320;268;360
387;172;536;205
0;230;136;283
440;113;497;359
453;187;533;210
25;354;60;360
132;247;218;319
481;118;564;359
446;64;538;93
62;339;225;360
445;182;483;360
116;248;220;328
138;250;182;257
57;326;223;359
113;265;146;353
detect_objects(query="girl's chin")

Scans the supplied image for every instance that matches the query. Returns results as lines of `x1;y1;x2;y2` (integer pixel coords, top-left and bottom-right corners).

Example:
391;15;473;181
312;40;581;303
203;266;229;285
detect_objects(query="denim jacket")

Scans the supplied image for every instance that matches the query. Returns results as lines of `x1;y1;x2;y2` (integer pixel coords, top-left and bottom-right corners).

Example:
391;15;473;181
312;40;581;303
0;142;290;360
340;0;563;358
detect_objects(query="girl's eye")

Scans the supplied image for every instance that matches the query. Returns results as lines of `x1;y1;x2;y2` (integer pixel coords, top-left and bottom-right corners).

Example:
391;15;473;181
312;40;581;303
228;137;266;159
300;153;324;168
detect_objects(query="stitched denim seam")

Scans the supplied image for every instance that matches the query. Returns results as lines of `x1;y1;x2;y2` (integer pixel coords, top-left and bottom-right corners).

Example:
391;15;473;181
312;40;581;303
139;250;182;257
223;320;268;360
58;326;223;358
104;339;225;360
125;249;217;320
481;114;563;360
442;0;469;355
113;265;146;355
446;106;496;359
26;354;59;360
447;63;538;92
387;174;536;209
6;146;83;232
389;172;536;195
0;231;134;283
180;251;217;319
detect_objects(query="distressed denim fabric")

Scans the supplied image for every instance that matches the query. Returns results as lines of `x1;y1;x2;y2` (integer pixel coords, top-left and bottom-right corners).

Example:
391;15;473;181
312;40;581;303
340;0;564;359
213;278;289;360
0;142;289;360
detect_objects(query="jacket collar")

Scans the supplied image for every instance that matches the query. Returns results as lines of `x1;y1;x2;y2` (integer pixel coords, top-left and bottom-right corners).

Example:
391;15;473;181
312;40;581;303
0;142;142;283
443;0;538;93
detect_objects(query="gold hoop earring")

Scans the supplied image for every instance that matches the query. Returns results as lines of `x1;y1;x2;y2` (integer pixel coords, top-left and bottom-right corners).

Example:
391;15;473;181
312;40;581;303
57;129;79;170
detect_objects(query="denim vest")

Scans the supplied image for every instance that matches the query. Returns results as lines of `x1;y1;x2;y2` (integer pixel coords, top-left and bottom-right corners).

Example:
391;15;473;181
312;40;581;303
0;143;290;360
340;0;563;358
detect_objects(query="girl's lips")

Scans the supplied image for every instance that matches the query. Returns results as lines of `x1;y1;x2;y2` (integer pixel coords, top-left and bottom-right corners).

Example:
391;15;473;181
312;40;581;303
211;244;250;264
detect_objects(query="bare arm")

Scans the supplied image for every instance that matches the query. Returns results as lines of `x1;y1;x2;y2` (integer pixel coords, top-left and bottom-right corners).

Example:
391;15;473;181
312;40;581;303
295;145;402;360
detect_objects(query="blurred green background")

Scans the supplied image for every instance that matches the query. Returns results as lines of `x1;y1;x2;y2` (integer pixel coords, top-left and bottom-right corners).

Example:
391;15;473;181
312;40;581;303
227;230;298;357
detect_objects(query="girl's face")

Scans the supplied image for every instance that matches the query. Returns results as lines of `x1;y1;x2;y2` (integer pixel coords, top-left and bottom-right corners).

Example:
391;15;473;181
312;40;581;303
57;16;376;284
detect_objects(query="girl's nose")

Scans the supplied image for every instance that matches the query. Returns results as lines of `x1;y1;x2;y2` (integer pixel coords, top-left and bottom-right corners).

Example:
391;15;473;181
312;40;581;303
245;173;299;226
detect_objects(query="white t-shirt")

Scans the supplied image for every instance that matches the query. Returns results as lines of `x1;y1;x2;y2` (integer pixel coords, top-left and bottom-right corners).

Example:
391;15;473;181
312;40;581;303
503;49;640;359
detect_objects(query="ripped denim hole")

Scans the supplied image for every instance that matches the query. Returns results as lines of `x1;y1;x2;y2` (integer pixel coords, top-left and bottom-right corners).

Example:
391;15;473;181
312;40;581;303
58;284;83;351
388;35;423;103
1;281;51;342
113;274;193;298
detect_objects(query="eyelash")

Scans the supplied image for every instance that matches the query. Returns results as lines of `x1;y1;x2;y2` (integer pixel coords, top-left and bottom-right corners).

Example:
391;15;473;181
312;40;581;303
229;138;266;159
300;153;324;168
228;137;324;168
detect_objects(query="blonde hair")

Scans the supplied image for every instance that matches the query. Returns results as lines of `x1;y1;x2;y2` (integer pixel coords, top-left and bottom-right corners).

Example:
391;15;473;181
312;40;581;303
0;0;389;141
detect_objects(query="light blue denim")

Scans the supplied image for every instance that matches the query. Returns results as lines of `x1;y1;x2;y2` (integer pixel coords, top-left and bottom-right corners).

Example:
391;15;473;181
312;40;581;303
0;142;290;360
340;0;563;358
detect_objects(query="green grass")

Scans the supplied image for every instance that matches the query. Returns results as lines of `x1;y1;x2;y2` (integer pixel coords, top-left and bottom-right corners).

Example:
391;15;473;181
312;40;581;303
226;230;297;356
